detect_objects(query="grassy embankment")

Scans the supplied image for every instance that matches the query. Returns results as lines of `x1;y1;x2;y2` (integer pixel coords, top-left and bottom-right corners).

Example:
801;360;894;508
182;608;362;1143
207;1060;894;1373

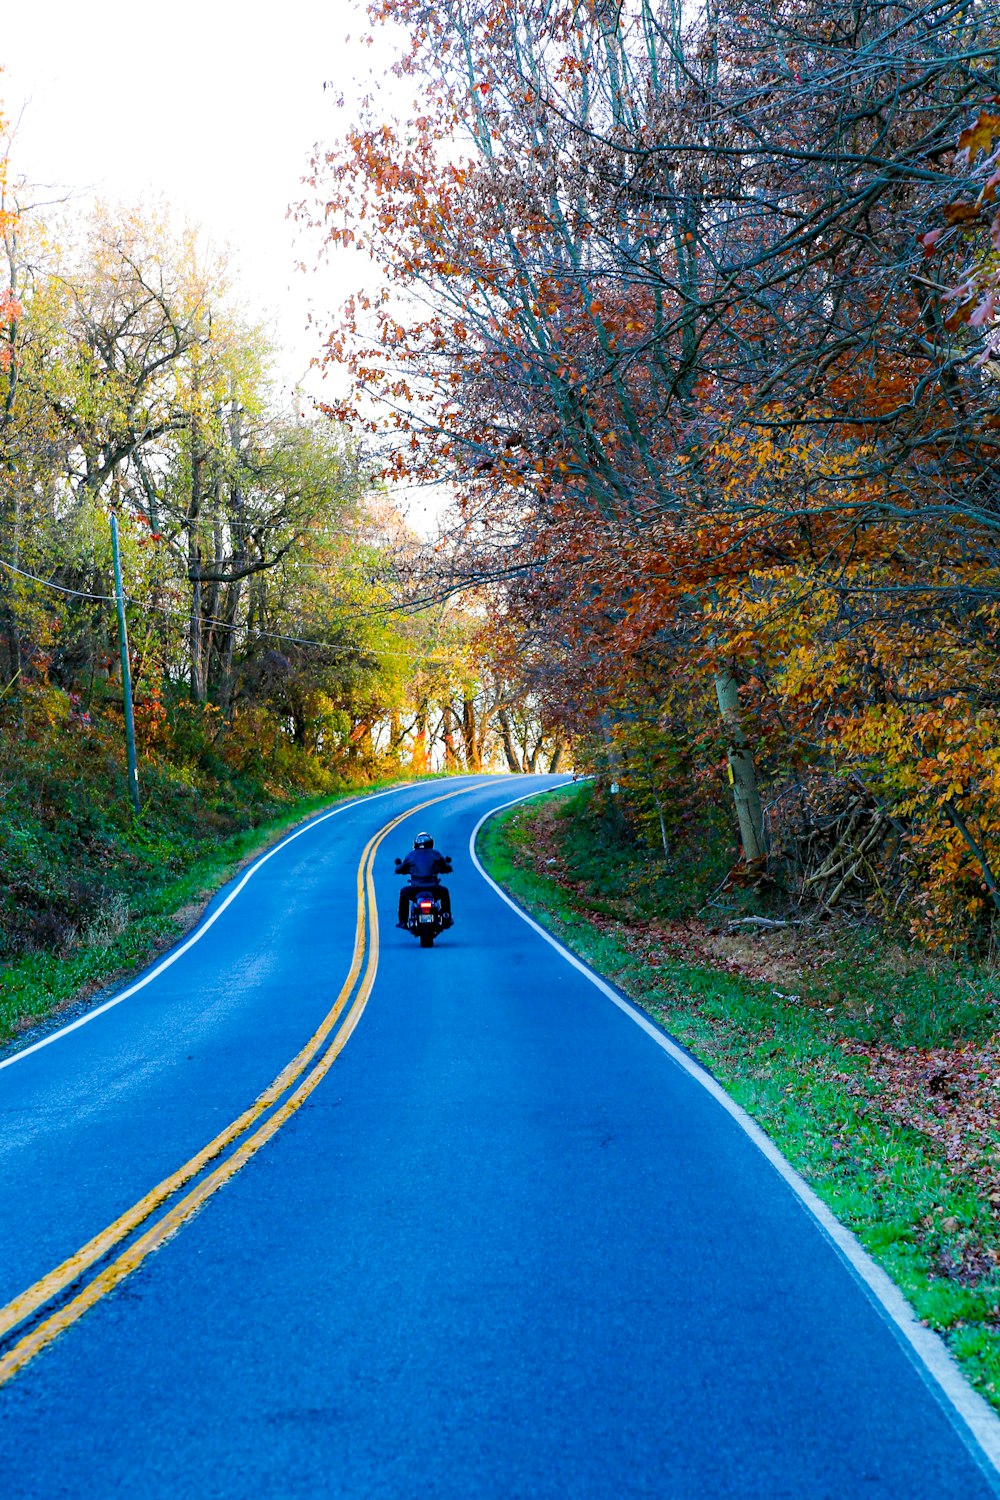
0;690;435;1047
479;781;1000;1411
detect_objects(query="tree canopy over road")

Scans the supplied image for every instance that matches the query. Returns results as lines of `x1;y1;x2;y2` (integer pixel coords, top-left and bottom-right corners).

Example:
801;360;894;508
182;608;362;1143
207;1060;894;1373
308;0;1000;946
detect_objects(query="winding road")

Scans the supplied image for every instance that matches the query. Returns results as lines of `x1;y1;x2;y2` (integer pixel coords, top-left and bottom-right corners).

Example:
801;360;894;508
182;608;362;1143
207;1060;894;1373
1;773;999;1498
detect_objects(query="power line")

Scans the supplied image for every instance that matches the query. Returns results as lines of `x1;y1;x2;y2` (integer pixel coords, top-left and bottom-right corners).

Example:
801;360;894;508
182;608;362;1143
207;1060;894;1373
0;558;114;602
0;555;468;663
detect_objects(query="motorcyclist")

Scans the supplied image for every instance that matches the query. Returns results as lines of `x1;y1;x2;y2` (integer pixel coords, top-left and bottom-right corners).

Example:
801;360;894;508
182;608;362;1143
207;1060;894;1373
395;832;453;927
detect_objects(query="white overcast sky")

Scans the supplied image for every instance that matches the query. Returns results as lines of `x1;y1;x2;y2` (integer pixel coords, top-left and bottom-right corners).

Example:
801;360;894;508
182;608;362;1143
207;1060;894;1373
0;0;399;402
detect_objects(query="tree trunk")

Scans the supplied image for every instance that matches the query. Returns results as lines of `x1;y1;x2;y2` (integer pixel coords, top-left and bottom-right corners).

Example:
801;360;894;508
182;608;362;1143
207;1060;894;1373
714;664;766;861
498;708;524;773
440;705;460;769
0;499;22;686
216;394;246;713
349;720;374;759
642;748;669;857
388;709;404;759
942;799;1000;917
189;576;207;703
187;394;207;703
461;693;482;772
600;720;622;784
0;235;22;690
411;705;430;773
201;489;225;695
216;580;242;714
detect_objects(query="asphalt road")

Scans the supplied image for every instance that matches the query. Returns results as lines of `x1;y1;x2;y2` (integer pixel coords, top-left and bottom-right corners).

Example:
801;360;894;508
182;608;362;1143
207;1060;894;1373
1;773;999;1498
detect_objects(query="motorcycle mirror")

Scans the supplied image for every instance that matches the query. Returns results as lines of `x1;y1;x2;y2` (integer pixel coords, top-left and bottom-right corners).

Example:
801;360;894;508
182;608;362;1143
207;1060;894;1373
394;857;401;867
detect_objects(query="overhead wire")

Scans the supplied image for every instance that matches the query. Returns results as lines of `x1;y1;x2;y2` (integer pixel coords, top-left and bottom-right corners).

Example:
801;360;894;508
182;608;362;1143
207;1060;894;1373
0;555;467;663
0;558;114;603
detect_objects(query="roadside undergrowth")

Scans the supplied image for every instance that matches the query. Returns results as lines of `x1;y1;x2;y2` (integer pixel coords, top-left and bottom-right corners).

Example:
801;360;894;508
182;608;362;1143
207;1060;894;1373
0;773;440;1051
479;783;1000;1411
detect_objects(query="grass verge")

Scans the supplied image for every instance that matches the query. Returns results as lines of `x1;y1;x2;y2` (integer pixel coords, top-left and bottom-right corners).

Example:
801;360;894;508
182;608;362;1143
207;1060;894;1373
478;782;1000;1412
0;775;435;1050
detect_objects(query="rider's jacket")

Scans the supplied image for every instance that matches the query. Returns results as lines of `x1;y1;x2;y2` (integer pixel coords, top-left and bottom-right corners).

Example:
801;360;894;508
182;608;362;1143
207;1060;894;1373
398;848;450;884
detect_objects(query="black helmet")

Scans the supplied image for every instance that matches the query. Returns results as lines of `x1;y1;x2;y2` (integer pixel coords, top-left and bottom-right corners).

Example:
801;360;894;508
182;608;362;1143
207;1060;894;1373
413;832;434;850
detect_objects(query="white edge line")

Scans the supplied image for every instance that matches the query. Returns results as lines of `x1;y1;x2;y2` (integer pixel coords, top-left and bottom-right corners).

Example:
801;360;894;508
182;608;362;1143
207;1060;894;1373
470;782;1000;1485
0;783;415;1072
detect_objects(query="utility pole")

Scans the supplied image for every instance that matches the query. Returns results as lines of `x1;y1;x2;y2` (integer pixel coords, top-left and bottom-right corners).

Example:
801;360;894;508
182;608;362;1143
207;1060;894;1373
110;512;141;816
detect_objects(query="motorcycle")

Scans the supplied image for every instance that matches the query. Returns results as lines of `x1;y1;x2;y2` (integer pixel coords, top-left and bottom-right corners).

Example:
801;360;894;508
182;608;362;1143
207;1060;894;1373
394;856;453;947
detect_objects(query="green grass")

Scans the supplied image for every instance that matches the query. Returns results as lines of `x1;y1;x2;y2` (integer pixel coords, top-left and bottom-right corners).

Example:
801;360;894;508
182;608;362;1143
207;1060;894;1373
0;774;434;1047
0;681;454;1044
478;784;1000;1409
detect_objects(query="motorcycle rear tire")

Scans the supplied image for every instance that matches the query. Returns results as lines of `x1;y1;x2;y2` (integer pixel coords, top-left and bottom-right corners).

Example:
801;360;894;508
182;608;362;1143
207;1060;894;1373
419;932;434;948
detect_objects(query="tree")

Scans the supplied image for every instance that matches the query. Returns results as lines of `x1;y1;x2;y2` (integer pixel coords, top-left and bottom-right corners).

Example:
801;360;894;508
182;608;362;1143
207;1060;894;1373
304;0;1000;940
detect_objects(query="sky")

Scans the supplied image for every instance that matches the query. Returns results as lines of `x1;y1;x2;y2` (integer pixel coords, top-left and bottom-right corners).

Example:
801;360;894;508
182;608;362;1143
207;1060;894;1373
0;0;453;534
0;0;394;404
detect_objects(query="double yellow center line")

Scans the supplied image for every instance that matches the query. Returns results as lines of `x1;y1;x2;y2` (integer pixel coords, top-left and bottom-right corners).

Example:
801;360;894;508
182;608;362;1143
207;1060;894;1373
0;786;472;1388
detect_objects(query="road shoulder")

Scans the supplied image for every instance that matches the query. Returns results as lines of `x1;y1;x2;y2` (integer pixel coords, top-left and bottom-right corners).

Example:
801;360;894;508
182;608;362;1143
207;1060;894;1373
476;784;1000;1426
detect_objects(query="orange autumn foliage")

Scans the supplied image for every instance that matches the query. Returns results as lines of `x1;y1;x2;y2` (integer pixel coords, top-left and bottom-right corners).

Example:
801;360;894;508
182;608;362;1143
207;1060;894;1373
307;1;1000;947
